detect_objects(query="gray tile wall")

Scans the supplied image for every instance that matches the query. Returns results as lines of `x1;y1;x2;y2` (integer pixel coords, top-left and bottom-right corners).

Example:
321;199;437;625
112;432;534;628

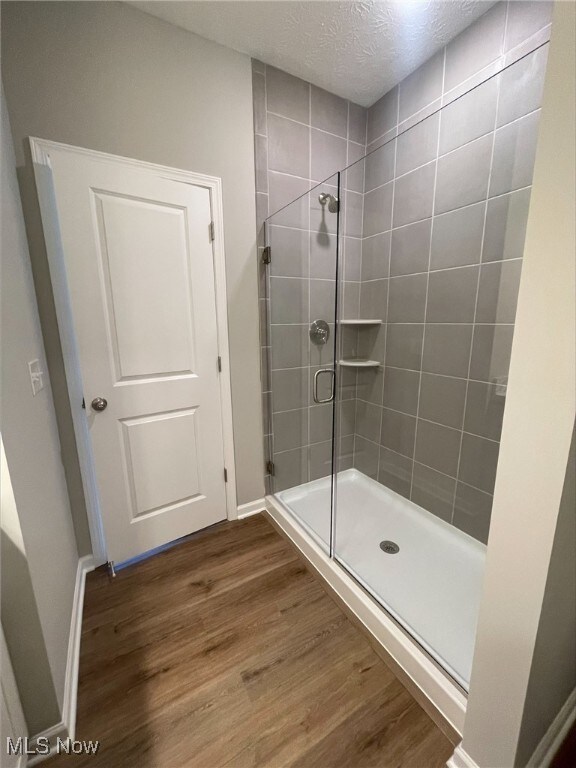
252;60;367;492
350;0;552;543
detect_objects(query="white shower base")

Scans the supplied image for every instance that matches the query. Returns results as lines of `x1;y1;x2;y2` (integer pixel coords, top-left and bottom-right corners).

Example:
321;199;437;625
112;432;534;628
277;468;486;690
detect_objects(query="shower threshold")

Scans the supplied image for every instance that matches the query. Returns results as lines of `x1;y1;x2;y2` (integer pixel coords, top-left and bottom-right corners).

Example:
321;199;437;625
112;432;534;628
266;468;485;735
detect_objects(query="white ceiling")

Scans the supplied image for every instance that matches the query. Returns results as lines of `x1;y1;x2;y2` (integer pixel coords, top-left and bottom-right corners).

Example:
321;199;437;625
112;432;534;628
130;1;495;107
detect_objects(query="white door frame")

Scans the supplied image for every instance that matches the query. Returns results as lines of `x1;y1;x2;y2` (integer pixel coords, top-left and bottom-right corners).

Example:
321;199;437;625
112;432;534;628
30;137;238;567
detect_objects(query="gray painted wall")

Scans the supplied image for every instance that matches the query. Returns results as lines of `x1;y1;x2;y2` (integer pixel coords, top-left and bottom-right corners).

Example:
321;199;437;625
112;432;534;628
1;2;264;555
1;86;76;732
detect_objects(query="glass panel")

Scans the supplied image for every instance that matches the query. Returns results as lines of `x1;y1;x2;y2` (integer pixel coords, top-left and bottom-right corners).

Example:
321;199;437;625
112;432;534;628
333;44;547;691
265;173;340;553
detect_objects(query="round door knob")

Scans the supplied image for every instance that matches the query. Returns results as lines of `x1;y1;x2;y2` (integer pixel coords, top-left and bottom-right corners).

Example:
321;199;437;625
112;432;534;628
91;397;108;412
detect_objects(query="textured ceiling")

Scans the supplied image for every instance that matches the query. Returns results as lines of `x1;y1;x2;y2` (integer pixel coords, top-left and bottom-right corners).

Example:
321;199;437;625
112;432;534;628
130;1;496;107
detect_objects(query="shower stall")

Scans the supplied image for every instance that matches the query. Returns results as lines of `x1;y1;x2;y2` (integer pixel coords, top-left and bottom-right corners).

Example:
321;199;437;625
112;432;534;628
261;41;548;728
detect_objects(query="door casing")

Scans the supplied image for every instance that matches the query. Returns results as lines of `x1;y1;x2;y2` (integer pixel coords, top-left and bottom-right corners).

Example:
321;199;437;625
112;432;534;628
30;137;238;566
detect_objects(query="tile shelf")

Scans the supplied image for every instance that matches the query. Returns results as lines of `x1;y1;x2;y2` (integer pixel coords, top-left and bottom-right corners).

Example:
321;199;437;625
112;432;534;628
338;359;381;368
339;319;382;326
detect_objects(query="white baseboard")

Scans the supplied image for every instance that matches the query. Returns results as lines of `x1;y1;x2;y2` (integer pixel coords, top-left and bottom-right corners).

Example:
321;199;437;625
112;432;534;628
527;687;576;768
28;555;95;765
237;498;265;518
446;744;479;768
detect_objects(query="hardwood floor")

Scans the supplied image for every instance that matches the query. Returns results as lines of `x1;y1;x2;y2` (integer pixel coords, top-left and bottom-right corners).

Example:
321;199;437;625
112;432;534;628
50;516;453;768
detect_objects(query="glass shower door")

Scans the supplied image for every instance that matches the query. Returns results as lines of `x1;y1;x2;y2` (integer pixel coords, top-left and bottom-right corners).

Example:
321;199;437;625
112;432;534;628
265;174;340;553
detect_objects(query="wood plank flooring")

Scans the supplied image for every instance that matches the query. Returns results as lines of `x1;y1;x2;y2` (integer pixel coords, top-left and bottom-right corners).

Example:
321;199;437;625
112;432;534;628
49;516;453;768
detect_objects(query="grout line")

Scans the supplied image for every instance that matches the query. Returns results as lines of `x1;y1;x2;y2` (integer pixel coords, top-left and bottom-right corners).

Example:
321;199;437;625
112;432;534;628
408;46;445;503
452;40;503;524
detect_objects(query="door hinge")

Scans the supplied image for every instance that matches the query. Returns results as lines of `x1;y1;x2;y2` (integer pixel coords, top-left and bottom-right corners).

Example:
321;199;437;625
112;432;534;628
266;460;275;476
209;221;215;242
262;246;271;264
217;355;222;373
224;467;228;482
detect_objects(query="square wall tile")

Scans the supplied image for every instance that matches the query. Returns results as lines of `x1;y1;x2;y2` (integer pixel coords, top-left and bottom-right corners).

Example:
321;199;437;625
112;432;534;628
364;141;395;192
270;277;309;324
273;446;308;491
367;86;398;144
440;77;498;156
360;278;388;319
345;142;365;194
343;190;364;239
342;281;360;318
363;182;394;237
269;225;308;278
311;129;347;183
431;202;485;270
489;110;541;196
393;162;436;227
469;324;514;383
422;324;473;378
344;237;362;281
453;482;492;544
271;367;309;412
411;462;455;522
337;434;355;472
378;447;413;499
309;440;333;481
270;325;309;369
268;114;310;178
354;435;380;479
356;367;384;406
388;273;428;323
396;112;440;177
435;134;492;215
310;279;337;323
459;433;500;494
268;172;310;226
380;408;416;458
415;419;461;477
444;3;506;92
339;399;357;436
504;1;553;52
383;367;420;416
399;50;444;123
386;324;424;371
497;45;548;128
426;266;479;323
361;233;391;281
390;219;432;278
266;66;310;123
311;85;348;137
349;102;368;144
356;400;382;443
273;408;309;452
310;231;337;279
482;188;531;263
310;403;334;444
464;380;506;441
475;260;523;324
419;373;467;430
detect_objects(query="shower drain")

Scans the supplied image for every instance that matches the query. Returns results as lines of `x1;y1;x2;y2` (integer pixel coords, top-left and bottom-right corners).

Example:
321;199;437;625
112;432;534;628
380;540;399;555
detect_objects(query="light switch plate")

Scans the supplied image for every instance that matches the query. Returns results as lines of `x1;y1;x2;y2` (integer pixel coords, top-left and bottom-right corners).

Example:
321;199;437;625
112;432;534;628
28;359;44;396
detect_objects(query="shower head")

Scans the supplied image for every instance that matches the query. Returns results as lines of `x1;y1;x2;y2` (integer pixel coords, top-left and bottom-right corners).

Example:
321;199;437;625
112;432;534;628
318;192;339;214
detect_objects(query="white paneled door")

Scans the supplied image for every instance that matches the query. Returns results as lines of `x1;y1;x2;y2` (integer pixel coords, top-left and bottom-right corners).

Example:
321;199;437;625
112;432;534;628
35;143;229;564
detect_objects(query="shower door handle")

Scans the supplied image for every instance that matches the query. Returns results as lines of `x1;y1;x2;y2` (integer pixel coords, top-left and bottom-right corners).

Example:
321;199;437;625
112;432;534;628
313;368;335;404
